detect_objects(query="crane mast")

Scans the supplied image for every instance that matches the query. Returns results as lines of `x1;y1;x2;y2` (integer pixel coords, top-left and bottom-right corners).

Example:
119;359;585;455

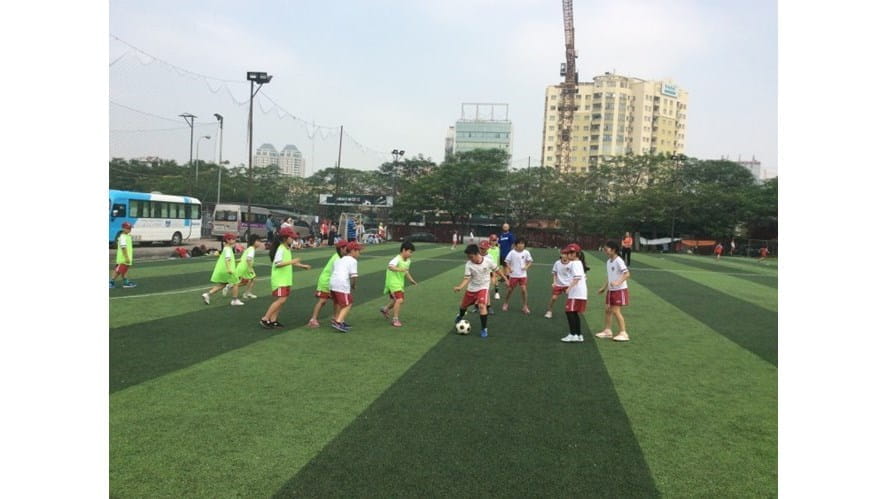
555;0;578;171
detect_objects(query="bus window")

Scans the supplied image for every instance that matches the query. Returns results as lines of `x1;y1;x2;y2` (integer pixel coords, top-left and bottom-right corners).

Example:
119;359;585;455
170;203;179;219
111;203;126;218
129;200;140;217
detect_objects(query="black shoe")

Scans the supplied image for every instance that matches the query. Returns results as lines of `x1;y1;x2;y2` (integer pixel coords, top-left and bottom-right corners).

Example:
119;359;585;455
260;319;274;329
272;321;284;328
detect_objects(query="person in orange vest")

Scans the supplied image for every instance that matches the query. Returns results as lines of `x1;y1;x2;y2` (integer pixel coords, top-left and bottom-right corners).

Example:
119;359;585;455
620;232;634;266
758;245;769;263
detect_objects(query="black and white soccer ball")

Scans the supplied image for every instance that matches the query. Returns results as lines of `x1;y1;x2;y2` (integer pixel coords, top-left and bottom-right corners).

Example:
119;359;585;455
455;320;471;335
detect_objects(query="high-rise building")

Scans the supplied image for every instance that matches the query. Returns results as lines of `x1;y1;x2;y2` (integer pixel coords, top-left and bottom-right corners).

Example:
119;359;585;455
542;72;688;172
452;103;512;156
252;143;304;177
253;143;278;169
444;126;455;160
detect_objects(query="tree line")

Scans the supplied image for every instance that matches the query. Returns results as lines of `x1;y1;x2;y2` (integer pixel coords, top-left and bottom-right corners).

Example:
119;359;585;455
109;149;776;240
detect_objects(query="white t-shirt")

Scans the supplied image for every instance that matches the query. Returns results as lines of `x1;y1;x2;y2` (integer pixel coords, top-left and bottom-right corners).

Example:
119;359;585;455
464;257;499;292
606;256;629;291
567;260;587;300
552;259;572;287
330;255;359;293
504;249;533;278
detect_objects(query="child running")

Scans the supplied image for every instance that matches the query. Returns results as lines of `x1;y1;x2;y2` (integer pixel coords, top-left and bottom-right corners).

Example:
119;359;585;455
501;238;534;314
329;241;363;332
202;232;243;306
561;243;589;343
110;222;137;288
235;234;263;299
259;227;312;329
595;240;631;342
487;234;501;299
307;239;349;328
453;244;506;338
380;241;419;327
544;247;574;318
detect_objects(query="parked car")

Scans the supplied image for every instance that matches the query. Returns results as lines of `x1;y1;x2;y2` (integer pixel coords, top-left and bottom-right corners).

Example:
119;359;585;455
402;232;436;243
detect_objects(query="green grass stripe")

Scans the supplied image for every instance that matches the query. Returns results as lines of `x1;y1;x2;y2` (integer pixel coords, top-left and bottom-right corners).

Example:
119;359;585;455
670;253;777;274
589;276;777;497
275;255;660;497
592;253;777;366
109;246;460;392
643;253;777;289
110;265;470;498
631;253;777;312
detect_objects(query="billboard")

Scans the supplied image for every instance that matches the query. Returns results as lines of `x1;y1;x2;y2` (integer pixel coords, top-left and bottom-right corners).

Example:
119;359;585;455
661;83;678;97
319;194;393;207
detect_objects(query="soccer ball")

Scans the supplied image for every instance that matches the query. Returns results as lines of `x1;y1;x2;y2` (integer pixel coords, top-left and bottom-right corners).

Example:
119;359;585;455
455;320;471;335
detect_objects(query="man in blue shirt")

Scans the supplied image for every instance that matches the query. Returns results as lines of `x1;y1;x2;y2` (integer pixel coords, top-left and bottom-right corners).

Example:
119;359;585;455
498;223;514;266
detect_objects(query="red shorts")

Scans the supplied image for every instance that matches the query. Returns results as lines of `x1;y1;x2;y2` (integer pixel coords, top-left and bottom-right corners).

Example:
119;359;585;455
389;290;405;301
552;285;569;296
508;277;528;288
272;286;291;297
331;291;353;307
460;289;489;309
565;298;587;313
239;277;253;286
115;264;130;274
606;288;630;307
314;290;331;299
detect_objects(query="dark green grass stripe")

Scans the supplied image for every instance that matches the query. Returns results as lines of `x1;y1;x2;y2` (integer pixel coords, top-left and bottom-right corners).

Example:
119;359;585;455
274;264;660;498
595;254;777;366
109;256;456;393
648;254;777;289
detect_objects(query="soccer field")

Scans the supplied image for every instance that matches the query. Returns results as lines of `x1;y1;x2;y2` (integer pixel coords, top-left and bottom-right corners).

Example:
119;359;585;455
109;243;777;497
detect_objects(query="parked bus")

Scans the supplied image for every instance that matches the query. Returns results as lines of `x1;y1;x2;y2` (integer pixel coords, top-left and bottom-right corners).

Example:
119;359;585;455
109;190;202;246
211;204;271;240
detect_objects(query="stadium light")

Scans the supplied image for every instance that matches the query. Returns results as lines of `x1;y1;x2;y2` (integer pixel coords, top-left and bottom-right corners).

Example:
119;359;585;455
214;114;224;207
246;71;272;238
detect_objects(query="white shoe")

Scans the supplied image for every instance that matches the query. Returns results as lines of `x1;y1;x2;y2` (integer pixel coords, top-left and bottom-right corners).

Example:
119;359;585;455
230;299;245;306
561;334;578;343
245;293;258;299
222;284;230;297
576;334;585;342
202;293;210;305
494;292;501;300
544;311;553;319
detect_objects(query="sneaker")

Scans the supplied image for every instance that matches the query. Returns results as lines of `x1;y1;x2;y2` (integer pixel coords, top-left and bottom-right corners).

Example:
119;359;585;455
307;319;320;328
454;314;463;324
521;306;531;315
331;321;349;333
245;293;258;299
576;334;585;342
613;332;630;342
561;334;578;343
222;284;230;297
502;303;509;312
480;328;488;338
230;299;245;306
392;318;403;327
380;307;390;319
494;292;500;300
271;321;284;329
123;281;137;288
544;310;553;319
595;329;614;339
260;319;274;329
202;293;210;305
109;281;116;289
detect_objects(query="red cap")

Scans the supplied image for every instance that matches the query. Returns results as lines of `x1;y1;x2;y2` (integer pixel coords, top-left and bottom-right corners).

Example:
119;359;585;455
346;241;363;251
488;234;498;241
223;232;238;241
479;240;491;249
121;222;132;229
562;243;581;253
278;227;296;239
335;239;349;248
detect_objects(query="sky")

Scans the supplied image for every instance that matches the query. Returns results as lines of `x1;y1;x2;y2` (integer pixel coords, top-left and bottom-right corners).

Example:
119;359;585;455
109;0;777;176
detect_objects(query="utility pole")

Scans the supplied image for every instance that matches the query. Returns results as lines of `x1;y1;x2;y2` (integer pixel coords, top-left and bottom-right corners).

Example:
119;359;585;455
335;125;343;196
214;113;224;207
179;113;196;194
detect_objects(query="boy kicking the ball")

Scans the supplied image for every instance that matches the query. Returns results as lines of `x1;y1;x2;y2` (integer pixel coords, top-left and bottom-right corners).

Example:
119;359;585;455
453;244;506;338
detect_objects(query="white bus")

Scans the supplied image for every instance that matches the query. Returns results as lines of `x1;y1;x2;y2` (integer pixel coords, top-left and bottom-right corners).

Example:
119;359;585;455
109;190;202;246
211;204;271;240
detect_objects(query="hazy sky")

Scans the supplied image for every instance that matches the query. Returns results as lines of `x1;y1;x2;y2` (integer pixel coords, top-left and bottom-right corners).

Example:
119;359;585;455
109;0;776;176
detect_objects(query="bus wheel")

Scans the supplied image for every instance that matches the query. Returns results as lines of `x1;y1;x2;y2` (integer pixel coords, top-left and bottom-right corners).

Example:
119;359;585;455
171;232;182;246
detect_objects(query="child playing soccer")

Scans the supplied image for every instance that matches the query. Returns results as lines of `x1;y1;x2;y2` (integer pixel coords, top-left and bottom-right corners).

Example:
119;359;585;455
307;239;349;328
714;242;724;261
501;238;534;314
235;234;263;299
487;234;501;299
560;243;589;343
329;241;363;332
470;240;497;314
758;245;769;263
259;227;312;329
380;241;419;327
595;240;631;342
202;232;243;306
453;244;506;338
544;247;573;319
110;222;137;288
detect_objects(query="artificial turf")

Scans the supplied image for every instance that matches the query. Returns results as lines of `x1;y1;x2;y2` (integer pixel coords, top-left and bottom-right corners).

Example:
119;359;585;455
109;244;777;497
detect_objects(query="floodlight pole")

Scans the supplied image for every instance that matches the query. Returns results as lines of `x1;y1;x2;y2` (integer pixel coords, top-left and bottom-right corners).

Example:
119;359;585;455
246;72;272;239
179;113;196;195
214;113;224;207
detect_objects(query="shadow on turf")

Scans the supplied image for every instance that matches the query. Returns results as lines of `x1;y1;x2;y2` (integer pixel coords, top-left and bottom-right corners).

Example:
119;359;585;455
652;255;778;289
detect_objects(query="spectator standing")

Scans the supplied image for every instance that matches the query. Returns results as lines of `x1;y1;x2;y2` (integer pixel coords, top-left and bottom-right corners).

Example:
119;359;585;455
730;238;736;256
621;232;634;266
328;224;337;246
265;216;276;242
498;223;514;267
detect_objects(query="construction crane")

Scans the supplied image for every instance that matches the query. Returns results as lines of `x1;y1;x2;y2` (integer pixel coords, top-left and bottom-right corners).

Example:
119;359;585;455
555;0;578;171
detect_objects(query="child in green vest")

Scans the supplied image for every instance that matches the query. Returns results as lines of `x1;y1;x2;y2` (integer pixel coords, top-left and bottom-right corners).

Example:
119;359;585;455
307;239;349;328
236;234;263;299
260;227;312;329
380;241;418;327
110;222;137;288
202;232;243;306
